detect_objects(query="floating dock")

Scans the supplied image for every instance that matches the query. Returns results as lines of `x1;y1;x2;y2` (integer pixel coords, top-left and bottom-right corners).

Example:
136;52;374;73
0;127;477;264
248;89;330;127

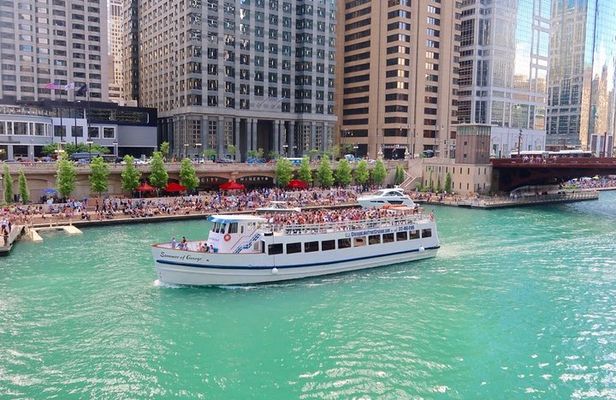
0;225;25;256
455;191;599;209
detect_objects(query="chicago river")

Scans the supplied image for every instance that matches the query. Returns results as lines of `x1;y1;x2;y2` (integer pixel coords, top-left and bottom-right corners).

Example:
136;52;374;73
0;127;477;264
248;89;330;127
1;192;615;399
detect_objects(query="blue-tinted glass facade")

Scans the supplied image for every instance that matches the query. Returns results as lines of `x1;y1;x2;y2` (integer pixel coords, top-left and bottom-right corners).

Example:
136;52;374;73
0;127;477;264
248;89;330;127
547;0;616;149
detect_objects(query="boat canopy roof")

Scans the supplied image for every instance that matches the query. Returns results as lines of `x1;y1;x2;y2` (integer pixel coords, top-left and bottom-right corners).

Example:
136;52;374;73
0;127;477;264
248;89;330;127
208;214;267;224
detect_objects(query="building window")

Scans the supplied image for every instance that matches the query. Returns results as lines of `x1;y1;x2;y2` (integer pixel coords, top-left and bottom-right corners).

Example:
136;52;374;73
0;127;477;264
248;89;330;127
103;127;115;139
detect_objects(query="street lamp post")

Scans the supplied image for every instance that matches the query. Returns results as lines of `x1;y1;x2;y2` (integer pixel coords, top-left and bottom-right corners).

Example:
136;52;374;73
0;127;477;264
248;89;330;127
86;140;93;162
282;144;289;157
194;142;202;160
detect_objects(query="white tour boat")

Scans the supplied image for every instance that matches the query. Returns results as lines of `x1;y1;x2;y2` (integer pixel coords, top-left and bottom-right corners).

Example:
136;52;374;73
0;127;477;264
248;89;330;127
151;208;439;286
357;188;416;208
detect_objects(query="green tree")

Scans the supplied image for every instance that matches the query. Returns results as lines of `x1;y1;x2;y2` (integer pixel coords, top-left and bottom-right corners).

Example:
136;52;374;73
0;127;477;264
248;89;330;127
160;141;170;160
203;148;217;161
89;156;109;196
298;156;313;185
394;165;405;185
334;158;352;187
256;148;265;160
275;157;293;187
18;169;29;204
317;155;334;188
354;159;370;187
148;151;168;191
268;150;280;160
372;159;387;186
179;158;199;191
56;155;76;199
227;144;237;159
444;172;452;193
436;178;442;193
308;148;320;161
3;164;13;204
121;155;141;194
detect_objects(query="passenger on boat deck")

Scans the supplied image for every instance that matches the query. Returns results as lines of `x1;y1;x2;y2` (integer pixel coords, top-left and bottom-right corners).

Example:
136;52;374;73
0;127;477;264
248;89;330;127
171;237;177;249
199;242;208;252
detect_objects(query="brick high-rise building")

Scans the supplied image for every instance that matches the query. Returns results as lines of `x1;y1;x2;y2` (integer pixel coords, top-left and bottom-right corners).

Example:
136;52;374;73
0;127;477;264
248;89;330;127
336;0;460;160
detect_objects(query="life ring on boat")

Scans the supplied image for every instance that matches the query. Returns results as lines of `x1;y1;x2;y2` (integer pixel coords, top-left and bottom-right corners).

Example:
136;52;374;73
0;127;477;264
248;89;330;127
223;234;231;242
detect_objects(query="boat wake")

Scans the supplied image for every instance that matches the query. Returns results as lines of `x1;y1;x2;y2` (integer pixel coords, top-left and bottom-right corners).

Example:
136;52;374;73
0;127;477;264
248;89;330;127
153;279;183;289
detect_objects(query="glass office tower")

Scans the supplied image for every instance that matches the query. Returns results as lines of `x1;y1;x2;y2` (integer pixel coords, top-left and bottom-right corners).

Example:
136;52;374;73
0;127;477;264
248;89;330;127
548;0;616;149
459;0;549;157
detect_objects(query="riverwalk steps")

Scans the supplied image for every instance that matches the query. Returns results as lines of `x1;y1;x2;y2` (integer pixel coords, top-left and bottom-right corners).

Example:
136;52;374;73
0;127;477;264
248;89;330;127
25;225;83;244
423;190;600;209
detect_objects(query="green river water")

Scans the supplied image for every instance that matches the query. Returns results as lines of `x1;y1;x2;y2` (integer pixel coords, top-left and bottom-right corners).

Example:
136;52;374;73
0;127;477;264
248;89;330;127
1;192;615;399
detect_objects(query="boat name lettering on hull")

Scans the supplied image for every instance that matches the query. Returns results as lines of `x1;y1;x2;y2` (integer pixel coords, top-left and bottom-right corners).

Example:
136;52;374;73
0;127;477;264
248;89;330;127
160;251;204;263
347;225;415;238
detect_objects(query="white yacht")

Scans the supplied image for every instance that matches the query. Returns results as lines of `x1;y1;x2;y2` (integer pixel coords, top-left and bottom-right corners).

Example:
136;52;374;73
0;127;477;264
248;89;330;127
151;208;439;286
255;201;301;213
357;188;416;209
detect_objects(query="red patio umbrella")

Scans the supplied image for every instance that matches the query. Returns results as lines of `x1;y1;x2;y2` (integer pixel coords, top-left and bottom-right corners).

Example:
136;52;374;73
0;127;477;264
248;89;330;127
287;179;309;189
219;180;245;191
136;182;156;192
164;182;187;192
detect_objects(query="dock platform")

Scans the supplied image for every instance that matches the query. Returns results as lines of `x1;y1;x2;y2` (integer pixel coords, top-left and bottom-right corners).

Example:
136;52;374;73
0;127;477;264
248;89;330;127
0;225;25;256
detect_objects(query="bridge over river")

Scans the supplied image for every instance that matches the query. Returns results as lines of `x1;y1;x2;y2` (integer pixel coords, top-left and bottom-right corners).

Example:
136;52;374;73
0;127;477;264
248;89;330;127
491;157;616;192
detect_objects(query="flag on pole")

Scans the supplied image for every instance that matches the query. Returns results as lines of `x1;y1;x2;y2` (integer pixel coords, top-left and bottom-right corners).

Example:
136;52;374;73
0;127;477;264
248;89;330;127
64;82;75;91
76;84;88;96
45;82;59;90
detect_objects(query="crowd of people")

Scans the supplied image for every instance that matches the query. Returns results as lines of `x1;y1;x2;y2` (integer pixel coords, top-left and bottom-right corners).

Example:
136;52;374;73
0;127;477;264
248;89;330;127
0;187;364;228
572;177;616;190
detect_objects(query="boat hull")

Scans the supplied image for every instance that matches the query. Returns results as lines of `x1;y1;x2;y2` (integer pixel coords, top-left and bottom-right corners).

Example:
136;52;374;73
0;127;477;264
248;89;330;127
153;247;438;286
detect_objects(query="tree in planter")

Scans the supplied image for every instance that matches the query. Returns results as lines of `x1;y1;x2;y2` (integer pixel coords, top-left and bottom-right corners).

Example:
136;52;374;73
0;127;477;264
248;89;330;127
203;148;217;161
298;156;313;185
308;148;320;161
444;172;452;193
354;159;370;188
227;144;237;159
179;158;199;192
334;158;352;187
160;141;170;161
3;164;13;204
89;156;109;197
56;155;76;199
18;169;29;204
372;159;387;187
256;148;265;160
436;178;442;194
317;155;334;188
121;155;141;194
393;165;405;186
275;157;293;187
148;151;168;192
268;150;280;160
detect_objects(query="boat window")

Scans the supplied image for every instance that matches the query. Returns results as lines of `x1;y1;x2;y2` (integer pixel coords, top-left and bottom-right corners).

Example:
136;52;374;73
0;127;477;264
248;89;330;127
396;231;408;241
304;241;319;253
286;242;302;254
383;233;394;243
212;222;219;232
221;223;227;234
321;240;335;251
409;230;420;239
368;235;381;245
353;237;366;247
240;225;244;234
254;241;264;253
268;243;283;255
338;238;351;249
228;223;238;234
421;229;432;238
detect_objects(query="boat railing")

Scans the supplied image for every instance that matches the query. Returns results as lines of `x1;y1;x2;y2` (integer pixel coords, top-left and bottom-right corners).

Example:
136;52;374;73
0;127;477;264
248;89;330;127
275;214;426;236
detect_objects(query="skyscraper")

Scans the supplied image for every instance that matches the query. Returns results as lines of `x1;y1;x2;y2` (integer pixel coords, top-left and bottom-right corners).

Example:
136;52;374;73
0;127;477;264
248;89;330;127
0;0;108;102
458;0;549;157
547;0;616;150
135;0;337;159
336;0;460;160
108;0;124;103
